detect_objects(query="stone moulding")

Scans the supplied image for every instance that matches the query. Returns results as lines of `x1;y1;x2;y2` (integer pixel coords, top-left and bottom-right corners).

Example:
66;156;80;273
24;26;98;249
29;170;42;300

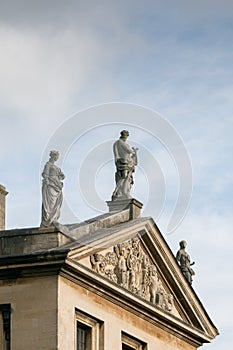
63;258;215;347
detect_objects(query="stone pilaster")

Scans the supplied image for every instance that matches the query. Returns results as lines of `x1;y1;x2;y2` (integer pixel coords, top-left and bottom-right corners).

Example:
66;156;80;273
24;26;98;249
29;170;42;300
0;185;8;230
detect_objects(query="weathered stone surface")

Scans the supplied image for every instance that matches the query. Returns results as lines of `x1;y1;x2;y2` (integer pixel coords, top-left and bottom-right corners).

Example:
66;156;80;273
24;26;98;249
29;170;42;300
58;275;197;350
90;237;174;312
41;150;65;227
0;227;73;256
0;275;57;350
112;130;138;200
0;185;8;231
106;198;143;219
0;209;218;350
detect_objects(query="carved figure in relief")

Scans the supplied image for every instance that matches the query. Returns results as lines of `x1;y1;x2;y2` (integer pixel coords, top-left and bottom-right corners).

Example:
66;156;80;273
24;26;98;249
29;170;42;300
156;281;166;308
156;281;173;311
89;238;174;313
126;239;141;293
105;269;118;283
114;244;128;287
164;294;173;312
112;130;138;200
141;254;150;297
90;253;105;274
148;266;158;304
41;150;65;227
127;250;138;292
176;240;195;284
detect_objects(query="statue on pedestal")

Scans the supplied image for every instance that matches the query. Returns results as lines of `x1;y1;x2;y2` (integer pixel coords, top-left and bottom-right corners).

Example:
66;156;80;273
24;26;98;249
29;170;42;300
176;240;195;285
40;150;65;227
112;130;138;200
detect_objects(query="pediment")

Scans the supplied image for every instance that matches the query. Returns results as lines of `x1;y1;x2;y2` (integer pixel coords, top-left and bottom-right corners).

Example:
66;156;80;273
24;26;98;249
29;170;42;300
66;217;218;341
78;236;181;318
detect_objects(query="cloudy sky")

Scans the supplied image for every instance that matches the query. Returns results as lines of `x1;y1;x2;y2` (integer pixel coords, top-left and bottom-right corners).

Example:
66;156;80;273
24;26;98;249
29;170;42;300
1;1;233;348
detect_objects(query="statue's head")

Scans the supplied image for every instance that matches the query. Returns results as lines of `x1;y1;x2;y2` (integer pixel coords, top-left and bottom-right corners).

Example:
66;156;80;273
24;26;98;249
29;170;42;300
150;265;157;276
49;150;59;161
120;130;129;140
179;240;187;248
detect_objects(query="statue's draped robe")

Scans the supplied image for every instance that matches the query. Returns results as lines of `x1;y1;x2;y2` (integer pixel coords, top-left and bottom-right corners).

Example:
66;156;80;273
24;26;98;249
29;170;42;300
112;139;136;199
41;161;64;227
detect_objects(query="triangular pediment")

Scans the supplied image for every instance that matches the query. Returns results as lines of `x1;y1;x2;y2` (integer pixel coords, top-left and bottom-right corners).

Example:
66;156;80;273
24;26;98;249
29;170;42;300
78;236;182;318
66;216;218;342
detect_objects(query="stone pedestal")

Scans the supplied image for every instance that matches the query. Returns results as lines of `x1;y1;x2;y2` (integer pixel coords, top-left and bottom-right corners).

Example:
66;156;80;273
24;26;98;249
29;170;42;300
0;185;8;230
106;198;143;219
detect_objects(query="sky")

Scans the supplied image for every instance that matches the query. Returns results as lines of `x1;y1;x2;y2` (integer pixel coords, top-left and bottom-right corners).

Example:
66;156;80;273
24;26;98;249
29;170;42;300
0;0;233;348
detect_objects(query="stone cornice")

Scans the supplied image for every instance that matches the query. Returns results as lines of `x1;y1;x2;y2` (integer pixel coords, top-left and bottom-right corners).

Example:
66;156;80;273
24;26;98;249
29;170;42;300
66;216;218;340
144;220;218;338
62;257;214;347
0;250;68;279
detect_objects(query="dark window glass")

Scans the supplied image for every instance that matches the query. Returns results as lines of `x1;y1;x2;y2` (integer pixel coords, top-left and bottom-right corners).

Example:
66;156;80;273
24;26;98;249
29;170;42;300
77;323;91;350
122;344;135;350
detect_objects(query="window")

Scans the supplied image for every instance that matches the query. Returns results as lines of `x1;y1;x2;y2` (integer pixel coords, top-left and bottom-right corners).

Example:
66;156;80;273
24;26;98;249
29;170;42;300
0;304;11;350
77;322;91;350
122;332;147;350
76;310;103;350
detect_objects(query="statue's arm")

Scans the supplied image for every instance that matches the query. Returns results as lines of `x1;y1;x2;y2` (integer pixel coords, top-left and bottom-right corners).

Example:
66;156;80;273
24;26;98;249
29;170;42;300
58;168;65;180
176;250;181;262
42;162;50;182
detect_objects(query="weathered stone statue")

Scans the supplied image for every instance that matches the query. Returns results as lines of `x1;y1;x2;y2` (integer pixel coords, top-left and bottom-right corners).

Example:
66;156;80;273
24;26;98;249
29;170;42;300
176;240;195;285
112;130;138;200
40;150;65;227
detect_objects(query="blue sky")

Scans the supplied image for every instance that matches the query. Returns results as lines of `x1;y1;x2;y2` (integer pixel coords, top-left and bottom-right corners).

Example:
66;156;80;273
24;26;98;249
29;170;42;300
1;1;233;348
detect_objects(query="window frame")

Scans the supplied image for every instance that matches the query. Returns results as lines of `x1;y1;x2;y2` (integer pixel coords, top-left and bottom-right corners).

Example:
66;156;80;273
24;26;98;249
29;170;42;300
75;309;103;350
122;332;147;350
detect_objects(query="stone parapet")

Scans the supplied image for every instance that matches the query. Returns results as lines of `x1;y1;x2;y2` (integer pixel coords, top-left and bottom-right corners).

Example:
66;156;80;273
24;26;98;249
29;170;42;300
0;226;73;256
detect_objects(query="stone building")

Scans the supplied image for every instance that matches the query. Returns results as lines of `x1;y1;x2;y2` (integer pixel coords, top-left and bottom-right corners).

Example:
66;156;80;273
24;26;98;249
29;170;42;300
0;194;218;350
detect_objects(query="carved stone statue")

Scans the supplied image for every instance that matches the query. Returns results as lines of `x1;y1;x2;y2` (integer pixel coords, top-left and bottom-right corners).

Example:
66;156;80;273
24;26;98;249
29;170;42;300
176;240;195;284
112;130;138;200
40;150;65;227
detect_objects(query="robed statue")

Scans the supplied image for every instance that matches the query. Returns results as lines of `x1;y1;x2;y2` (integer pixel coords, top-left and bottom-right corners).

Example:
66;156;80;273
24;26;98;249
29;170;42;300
112;130;138;200
40;150;65;227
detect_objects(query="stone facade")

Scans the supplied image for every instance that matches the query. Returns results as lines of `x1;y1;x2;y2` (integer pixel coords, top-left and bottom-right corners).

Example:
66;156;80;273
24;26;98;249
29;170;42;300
0;276;57;349
0;204;218;349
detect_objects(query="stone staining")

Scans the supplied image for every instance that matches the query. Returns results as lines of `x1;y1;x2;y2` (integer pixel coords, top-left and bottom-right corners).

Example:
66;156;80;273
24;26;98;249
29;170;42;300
112;130;138;200
90;238;174;312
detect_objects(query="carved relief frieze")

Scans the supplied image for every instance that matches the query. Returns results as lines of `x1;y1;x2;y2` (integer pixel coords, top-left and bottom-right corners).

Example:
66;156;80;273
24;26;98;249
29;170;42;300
90;237;173;312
